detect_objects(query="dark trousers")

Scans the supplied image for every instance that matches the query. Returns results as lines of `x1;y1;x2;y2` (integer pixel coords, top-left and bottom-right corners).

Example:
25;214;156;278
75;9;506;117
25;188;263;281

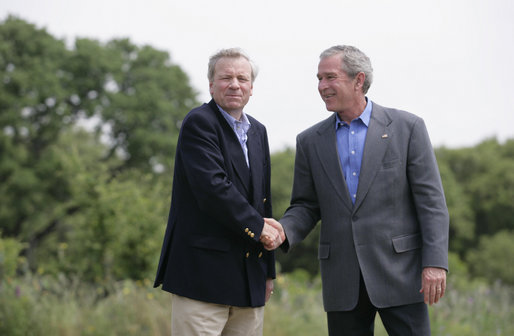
327;276;430;336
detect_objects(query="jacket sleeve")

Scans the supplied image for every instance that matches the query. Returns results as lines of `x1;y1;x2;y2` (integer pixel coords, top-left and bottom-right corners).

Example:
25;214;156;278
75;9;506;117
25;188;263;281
280;133;322;252
406;117;449;270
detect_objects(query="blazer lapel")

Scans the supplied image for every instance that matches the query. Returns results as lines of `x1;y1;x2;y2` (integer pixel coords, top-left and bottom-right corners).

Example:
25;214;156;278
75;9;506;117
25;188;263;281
354;104;391;212
229;141;251;195
247;126;262;202
314;114;354;211
211;102;251;195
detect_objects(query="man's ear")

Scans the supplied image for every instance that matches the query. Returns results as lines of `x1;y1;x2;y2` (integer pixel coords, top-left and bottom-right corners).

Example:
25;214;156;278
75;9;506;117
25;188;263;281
355;72;365;90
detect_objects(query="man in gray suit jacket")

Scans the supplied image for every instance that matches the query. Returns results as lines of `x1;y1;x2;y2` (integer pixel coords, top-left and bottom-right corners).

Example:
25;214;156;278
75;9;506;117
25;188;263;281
263;45;449;335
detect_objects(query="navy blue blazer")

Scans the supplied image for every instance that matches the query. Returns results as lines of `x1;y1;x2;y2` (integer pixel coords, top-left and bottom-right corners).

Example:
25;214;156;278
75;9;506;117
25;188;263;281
154;100;274;307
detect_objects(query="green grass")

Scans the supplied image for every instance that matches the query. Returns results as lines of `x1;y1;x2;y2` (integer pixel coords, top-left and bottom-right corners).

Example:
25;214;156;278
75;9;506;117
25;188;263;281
1;271;512;335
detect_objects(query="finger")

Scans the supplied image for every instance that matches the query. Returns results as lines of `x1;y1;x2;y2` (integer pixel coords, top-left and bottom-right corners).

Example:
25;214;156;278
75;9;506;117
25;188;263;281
279;230;286;242
432;283;445;305
439;286;446;298
432;285;439;305
423;286;431;305
262;226;278;241
263;244;274;251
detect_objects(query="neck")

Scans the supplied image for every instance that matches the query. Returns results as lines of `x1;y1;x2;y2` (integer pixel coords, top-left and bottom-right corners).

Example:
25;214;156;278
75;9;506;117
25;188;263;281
229;111;243;121
337;98;367;124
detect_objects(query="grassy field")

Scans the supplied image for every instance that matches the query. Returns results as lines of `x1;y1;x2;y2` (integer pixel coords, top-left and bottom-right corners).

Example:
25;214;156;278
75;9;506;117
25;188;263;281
1;270;512;335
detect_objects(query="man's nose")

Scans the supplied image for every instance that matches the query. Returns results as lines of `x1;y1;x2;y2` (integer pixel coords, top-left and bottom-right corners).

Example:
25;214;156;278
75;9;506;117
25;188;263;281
229;78;240;88
318;79;328;91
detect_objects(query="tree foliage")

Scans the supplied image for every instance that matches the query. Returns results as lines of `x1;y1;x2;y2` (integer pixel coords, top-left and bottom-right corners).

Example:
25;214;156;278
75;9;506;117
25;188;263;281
467;230;514;285
0;16;197;282
436;138;514;248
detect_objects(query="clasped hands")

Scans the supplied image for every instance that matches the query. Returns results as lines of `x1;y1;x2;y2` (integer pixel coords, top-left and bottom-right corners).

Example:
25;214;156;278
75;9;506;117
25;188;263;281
260;218;285;251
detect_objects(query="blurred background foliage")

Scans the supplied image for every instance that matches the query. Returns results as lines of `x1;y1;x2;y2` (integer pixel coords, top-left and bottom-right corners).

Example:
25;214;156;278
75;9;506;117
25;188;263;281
1;16;513;335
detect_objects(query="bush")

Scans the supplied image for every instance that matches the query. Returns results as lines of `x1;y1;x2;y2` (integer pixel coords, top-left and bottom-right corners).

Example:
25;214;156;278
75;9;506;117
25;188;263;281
0;232;25;280
467;230;514;285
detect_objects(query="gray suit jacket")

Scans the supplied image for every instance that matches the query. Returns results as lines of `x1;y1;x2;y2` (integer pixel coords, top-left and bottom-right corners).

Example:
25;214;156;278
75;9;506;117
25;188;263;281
281;102;449;311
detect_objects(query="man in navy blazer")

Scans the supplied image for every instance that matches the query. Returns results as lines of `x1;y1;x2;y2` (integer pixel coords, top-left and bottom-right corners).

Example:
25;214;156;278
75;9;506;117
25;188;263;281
154;48;280;336
264;46;449;335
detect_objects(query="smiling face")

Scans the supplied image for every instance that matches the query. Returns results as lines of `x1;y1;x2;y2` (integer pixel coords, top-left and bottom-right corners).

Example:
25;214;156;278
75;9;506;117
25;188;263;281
317;55;366;122
209;56;253;119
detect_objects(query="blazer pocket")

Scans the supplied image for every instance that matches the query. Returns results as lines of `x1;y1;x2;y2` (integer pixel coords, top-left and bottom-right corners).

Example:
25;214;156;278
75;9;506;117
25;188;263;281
318;244;330;260
392;233;421;253
191;235;231;252
382;158;401;169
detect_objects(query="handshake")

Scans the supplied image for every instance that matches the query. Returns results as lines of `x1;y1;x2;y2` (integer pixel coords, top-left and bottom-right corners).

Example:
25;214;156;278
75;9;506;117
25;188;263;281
260;218;285;251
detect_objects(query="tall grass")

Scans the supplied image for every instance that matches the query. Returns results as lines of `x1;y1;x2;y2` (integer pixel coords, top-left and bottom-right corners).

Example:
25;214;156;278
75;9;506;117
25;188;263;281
1;271;512;335
1;275;170;335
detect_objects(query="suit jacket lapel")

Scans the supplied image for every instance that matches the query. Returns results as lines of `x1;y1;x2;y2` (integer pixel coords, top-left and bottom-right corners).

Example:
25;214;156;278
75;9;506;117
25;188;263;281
354;104;392;212
229;140;251;195
211;101;251;195
315;114;354;211
247;126;262;202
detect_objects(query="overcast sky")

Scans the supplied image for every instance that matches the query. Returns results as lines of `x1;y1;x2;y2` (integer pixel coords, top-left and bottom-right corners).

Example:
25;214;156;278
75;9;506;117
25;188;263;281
2;0;513;152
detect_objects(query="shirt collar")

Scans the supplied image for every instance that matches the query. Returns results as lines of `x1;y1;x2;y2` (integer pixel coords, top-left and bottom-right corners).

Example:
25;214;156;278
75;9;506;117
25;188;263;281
218;105;251;130
335;98;373;128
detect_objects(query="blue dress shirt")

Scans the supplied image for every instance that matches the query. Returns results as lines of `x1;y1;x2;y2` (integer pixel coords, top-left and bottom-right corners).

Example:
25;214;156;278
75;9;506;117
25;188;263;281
219;106;251;167
335;99;372;204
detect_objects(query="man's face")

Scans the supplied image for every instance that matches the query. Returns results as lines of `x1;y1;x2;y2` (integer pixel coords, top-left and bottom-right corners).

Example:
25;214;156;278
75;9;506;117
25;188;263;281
317;55;359;113
209;57;253;117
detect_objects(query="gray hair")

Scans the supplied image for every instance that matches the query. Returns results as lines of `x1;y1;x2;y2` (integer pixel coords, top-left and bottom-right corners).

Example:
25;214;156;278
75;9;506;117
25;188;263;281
320;45;373;94
208;48;258;83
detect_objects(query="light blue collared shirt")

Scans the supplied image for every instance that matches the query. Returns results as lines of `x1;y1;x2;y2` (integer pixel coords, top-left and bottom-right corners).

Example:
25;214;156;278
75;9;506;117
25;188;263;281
218;106;251;167
335;99;372;204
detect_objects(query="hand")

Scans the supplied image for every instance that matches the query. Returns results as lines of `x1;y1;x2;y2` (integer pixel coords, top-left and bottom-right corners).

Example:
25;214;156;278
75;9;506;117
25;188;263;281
265;278;274;302
260;218;285;250
420;267;447;305
260;220;280;248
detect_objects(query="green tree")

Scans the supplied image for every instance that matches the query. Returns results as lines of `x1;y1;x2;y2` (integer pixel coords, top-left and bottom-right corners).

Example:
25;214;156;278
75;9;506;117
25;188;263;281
437;139;514;237
270;148;295;217
467;230;514;285
64;37;197;173
466;139;514;236
437;138;514;284
435;154;474;255
0;16;197;280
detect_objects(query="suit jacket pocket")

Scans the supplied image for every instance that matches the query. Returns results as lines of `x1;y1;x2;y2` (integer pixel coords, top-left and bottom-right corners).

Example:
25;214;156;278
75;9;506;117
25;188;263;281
318;244;330;260
191;235;231;252
382;158;401;169
392;233;421;253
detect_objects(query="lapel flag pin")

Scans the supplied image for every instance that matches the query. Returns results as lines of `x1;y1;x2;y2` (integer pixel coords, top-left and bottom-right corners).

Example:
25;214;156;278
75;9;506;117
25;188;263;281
381;134;388;138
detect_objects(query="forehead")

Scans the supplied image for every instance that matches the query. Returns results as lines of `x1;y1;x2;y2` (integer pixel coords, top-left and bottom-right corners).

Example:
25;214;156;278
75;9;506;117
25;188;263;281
317;55;344;74
215;57;252;75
